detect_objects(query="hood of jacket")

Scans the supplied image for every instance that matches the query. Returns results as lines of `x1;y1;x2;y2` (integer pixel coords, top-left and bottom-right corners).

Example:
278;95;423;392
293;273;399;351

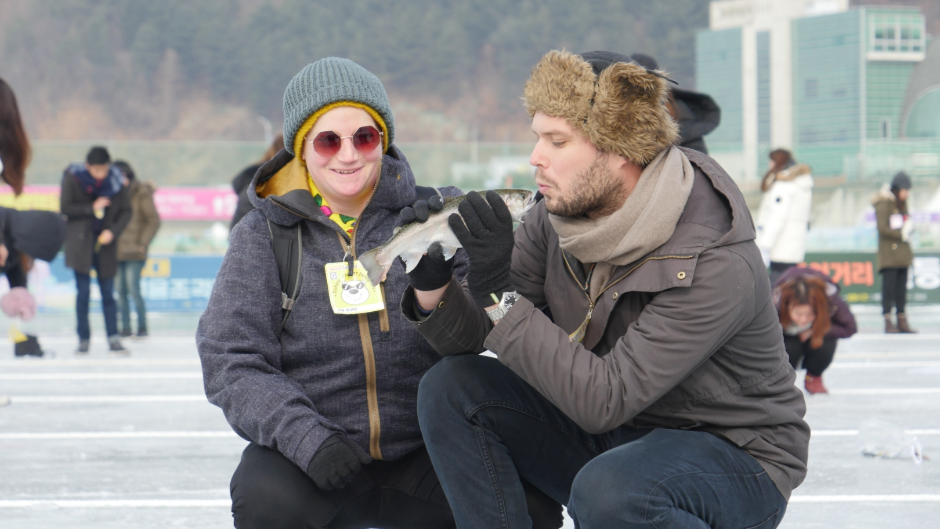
582;146;756;298
774;266;841;298
654;147;756;255
553;147;755;302
248;145;421;234
8;209;67;262
762;164;812;192
671;88;721;144
871;183;897;206
131;179;157;197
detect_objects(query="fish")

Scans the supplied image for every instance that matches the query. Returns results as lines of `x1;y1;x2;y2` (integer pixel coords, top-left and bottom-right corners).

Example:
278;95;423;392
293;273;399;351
360;189;536;286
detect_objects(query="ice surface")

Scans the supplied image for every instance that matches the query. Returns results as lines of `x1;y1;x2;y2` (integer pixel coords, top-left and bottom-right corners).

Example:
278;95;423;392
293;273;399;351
2;320;939;528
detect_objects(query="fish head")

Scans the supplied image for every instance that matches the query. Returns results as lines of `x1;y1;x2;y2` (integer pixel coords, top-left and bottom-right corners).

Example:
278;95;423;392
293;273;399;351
496;189;536;222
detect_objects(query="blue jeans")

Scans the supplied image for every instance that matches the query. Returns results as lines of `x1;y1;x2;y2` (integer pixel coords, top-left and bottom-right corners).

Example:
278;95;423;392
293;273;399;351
75;255;119;341
118;260;147;333
417;355;788;529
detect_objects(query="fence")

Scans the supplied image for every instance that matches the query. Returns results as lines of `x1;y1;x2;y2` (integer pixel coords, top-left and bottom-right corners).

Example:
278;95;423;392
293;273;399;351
12;251;940;314
27;141;537;190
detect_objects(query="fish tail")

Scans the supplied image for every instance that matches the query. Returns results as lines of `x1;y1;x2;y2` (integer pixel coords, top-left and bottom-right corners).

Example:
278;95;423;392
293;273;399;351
359;248;389;287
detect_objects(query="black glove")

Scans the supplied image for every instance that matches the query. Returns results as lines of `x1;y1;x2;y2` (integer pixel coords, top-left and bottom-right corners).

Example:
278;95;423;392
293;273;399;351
404;241;454;291
306;435;372;490
399;194;444;225
448;190;515;307
399;195;453;292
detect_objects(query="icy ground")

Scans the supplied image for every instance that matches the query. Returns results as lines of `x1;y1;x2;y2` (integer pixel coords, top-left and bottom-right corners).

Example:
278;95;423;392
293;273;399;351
1;312;939;528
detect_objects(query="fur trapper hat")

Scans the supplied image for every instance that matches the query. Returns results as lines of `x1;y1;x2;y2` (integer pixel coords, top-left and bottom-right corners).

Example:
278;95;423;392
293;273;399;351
522;50;679;165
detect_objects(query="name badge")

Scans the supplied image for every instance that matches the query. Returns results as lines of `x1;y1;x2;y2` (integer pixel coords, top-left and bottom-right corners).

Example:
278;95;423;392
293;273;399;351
889;214;904;230
324;261;385;315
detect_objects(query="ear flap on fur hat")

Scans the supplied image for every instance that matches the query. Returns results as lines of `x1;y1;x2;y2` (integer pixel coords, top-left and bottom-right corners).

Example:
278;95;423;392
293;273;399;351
523;50;679;165
589;62;679;165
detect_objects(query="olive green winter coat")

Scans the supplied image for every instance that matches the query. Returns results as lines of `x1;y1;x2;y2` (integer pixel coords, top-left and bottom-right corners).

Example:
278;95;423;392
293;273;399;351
117;179;161;262
872;186;912;271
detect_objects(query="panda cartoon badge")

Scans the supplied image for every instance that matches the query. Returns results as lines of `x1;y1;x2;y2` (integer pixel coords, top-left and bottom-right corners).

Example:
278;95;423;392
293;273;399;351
324;260;386;314
341;279;370;305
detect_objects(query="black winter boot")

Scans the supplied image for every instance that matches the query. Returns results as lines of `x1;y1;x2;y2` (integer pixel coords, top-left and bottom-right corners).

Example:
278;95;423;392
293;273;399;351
15;335;44;357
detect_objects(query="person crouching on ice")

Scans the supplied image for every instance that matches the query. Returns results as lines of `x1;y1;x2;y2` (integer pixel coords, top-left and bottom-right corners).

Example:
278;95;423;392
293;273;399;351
0;207;67;357
773;267;857;395
196;57;562;529
403;50;810;529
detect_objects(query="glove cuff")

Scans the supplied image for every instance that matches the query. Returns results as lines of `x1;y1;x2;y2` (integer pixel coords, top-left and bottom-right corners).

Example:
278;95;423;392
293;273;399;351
409;267;453;292
471;281;513;308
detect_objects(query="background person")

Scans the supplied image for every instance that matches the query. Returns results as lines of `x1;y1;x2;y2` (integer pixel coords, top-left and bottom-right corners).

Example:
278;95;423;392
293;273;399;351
1;77;31;406
114;160;160;339
197;57;561;529
0;77;29;275
61;146;132;355
756;149;813;284
230;134;284;230
773;267;857;394
873;171;916;334
629;53;720;155
0;207;68;357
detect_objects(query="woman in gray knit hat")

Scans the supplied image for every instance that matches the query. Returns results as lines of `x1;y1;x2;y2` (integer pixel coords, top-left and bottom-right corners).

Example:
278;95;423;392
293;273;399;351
196;57;561;529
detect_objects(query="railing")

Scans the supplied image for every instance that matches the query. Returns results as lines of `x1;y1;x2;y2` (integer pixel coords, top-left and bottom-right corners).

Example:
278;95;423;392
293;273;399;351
26;141;538;190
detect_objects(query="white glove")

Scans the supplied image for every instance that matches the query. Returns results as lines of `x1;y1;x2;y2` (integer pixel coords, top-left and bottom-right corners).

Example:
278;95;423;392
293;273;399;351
901;219;914;242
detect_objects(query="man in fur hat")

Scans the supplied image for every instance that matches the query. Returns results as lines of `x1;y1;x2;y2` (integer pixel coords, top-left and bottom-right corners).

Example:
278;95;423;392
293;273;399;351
402;50;809;528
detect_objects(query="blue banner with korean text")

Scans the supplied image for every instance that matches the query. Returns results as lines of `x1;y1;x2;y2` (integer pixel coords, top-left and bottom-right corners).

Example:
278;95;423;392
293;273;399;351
38;255;222;313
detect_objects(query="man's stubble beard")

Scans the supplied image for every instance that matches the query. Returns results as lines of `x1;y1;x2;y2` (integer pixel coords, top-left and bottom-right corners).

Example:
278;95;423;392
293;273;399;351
539;152;626;218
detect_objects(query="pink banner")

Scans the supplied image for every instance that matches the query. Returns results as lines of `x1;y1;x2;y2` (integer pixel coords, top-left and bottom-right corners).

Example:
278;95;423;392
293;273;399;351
0;185;238;221
152;188;237;221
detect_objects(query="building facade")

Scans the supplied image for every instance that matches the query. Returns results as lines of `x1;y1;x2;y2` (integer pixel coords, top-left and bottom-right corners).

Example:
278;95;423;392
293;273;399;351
697;0;934;181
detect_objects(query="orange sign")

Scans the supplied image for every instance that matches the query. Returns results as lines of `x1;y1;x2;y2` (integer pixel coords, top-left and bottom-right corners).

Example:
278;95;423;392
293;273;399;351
802;261;874;287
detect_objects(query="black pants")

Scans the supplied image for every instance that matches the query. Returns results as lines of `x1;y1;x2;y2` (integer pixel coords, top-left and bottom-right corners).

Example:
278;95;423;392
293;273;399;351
769;261;796;286
784;334;837;377
881;267;908;315
231;443;562;529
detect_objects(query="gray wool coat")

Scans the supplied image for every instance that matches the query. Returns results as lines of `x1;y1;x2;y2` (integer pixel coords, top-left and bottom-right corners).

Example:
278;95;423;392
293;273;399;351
403;148;810;501
197;145;468;472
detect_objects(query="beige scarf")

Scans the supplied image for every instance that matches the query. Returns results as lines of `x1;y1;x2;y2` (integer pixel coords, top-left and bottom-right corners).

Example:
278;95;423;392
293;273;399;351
549;146;694;297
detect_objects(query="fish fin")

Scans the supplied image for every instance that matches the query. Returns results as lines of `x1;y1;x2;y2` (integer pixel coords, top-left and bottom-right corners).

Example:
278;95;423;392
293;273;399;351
440;243;459;261
359;248;389;287
400;249;425;274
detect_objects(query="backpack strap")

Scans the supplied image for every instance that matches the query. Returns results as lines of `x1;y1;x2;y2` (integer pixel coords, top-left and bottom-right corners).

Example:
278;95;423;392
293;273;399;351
265;186;437;336
266;218;303;337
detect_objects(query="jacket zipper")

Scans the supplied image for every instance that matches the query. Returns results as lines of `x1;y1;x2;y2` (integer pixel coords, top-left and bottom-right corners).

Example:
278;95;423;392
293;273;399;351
561;253;695;341
336;176;385;460
272;175;387;459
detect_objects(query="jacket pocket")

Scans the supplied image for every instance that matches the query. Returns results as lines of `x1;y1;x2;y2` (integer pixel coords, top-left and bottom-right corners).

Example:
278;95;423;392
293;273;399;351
744;509;780;529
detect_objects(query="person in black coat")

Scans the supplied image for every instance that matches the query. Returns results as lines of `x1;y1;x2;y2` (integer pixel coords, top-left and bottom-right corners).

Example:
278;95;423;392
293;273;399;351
60;146;132;355
230;134;284;230
0;207;67;357
630;53;721;154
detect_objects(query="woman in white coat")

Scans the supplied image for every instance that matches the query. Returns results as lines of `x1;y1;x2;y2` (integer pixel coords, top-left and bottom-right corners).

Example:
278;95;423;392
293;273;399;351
756;149;814;284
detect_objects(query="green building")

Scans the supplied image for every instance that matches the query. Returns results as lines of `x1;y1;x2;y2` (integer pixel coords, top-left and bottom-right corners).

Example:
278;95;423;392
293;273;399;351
697;0;937;182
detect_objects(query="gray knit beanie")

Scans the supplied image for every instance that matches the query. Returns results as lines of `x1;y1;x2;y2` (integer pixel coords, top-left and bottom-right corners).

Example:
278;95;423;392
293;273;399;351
282;57;395;156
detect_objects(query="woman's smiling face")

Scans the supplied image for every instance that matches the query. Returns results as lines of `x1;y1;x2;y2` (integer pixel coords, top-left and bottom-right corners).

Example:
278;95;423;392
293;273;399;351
303;106;382;213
